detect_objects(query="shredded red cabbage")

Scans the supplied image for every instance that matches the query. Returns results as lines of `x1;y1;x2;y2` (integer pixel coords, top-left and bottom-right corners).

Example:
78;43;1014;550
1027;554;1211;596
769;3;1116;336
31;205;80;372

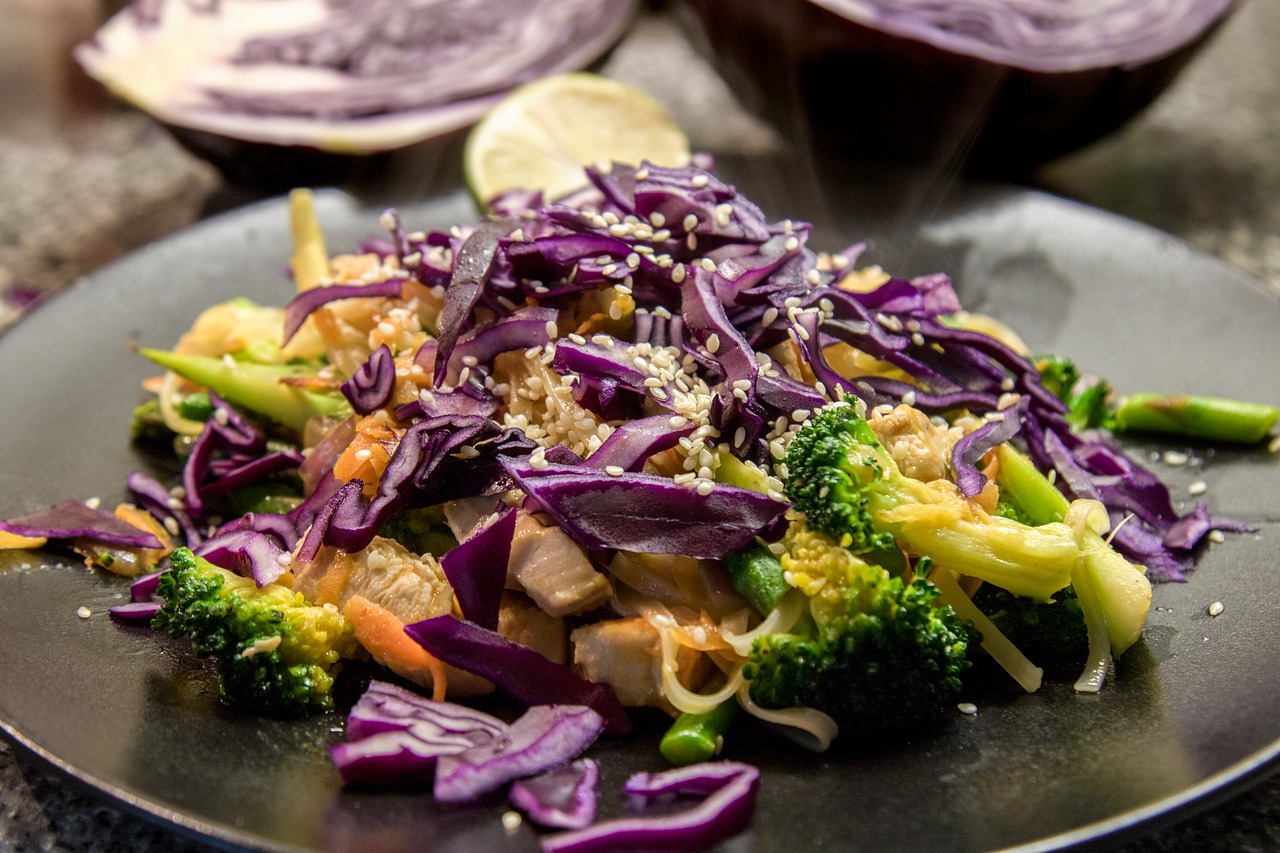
341;343;397;415
0;500;163;550
539;761;760;853
439;505;516;630
499;458;787;560
433;704;605;803
404;615;630;734
509;758;599;830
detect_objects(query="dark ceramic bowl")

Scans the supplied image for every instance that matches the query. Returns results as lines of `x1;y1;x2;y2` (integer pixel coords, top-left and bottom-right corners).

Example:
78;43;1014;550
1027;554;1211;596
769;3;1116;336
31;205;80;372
680;0;1239;176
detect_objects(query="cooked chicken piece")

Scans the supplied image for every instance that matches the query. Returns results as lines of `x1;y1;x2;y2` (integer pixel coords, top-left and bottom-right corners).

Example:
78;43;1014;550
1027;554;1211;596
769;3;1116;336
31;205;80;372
508;510;613;617
571;618;665;709
443;498;613;619
869;403;951;483
293;535;453;624
571;617;706;712
291;536;490;697
497;590;568;665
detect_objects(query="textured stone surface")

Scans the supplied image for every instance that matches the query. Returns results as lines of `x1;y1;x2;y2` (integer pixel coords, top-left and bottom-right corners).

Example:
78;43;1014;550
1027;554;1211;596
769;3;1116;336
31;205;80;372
1;2;1278;852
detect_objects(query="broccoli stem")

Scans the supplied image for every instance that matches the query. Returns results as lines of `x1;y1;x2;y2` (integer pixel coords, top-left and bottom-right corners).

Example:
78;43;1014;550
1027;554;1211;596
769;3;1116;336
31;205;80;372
139;348;351;432
659;699;739;766
722;540;791;616
995;443;1070;525
1114;393;1278;444
289;189;331;293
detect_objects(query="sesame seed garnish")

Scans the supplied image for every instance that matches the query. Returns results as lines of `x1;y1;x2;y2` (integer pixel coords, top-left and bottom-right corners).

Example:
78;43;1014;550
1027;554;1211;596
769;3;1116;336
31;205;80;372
1208;529;1226;544
686;233;698;251
163;517;181;536
695;480;715;495
76;606;91;619
784;236;799;252
1188;480;1208;496
957;702;978;716
604;465;625;477
379;211;397;230
502;811;523;832
1163;450;1189;466
635;168;650;181
671;264;687;284
692;174;709;188
354;448;373;461
699;258;717;272
544;320;558;338
1208;601;1225;617
706;333;721;354
650;212;666;228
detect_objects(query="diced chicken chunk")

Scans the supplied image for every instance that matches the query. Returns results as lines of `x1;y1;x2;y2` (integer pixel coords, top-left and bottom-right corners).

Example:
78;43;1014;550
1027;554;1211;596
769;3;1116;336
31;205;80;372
571;618;665;708
869;403;952;483
508;511;613;617
498;590;568;665
292;535;453;624
445;498;613;618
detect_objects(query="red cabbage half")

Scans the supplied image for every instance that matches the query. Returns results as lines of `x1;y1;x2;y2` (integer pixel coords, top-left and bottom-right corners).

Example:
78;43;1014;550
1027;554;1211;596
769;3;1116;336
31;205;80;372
683;0;1238;172
75;0;640;157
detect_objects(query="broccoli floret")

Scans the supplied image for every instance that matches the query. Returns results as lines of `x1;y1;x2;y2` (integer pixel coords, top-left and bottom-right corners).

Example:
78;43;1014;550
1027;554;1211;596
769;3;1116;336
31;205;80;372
378;506;459;558
153;548;357;715
783;399;1078;601
971;584;1088;672
1033;355;1115;432
744;522;975;731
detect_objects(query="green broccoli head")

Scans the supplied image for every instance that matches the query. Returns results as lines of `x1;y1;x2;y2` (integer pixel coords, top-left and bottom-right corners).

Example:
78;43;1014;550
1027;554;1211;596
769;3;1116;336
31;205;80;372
744;523;976;732
1034;354;1115;432
972;584;1088;673
782;399;896;555
153;548;357;715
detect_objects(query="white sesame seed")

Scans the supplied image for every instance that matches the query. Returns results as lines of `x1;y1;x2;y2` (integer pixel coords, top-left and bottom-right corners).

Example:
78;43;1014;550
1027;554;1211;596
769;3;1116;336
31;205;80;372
957;702;978;716
705;333;721;354
692;174;709;188
686;233;698;251
696;480;715;495
650;212;666;228
379;211;397;230
1208;600;1225;617
605;465;625;477
544;320;558;338
733;426;746;446
77;606;91;619
1188;480;1208;496
1209;529;1226;544
502;811;523;832
784;236;799;252
1163;450;1189;466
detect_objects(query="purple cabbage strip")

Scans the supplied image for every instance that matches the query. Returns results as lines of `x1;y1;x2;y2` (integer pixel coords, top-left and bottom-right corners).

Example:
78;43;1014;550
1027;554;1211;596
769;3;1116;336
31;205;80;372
951;398;1029;498
404;615;631;734
108;600;164;622
433;704;605;803
193;512;298;585
500;458;787;560
432;219;515;386
540;761;761;853
436;305;559;386
126;470;201;547
439;505;516;630
298;415;533;560
130;569;165;601
584;415;695;473
331;680;507;786
341;343;397;415
282;278;406;344
0;499;163;549
509;758;599;830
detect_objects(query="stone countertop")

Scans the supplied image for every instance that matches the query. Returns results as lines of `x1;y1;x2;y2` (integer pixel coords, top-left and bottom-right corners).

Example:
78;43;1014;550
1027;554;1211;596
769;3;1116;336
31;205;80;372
1;2;1279;851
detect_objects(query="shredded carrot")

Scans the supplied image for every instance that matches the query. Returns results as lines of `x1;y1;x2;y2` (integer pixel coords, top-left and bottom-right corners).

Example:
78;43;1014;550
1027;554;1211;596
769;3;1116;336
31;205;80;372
343;595;449;701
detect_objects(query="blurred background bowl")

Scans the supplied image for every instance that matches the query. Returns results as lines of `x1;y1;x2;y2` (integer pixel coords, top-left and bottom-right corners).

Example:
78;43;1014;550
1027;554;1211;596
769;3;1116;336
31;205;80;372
679;0;1240;178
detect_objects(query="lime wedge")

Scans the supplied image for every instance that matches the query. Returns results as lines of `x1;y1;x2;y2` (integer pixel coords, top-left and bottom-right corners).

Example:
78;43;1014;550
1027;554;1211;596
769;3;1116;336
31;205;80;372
464;72;691;207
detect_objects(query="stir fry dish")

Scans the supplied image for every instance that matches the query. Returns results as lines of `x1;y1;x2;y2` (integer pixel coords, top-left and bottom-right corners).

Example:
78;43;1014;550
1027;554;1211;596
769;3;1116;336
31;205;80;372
3;160;1276;849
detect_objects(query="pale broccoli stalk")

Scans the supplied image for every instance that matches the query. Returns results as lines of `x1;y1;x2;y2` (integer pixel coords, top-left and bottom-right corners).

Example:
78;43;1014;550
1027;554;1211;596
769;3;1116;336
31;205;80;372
783;399;1078;601
995;443;1152;693
139;348;351;433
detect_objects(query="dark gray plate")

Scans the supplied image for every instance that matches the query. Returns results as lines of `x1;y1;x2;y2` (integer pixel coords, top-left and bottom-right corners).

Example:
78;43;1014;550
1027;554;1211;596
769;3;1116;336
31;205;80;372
1;185;1278;853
